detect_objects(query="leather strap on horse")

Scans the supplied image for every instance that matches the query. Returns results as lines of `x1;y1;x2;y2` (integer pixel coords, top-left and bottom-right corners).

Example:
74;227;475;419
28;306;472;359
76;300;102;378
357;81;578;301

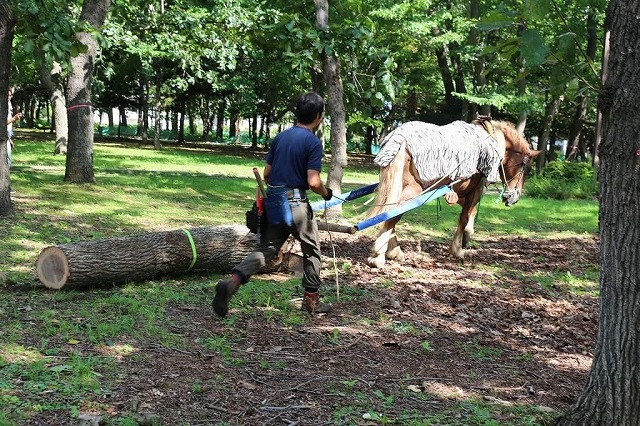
473;114;496;138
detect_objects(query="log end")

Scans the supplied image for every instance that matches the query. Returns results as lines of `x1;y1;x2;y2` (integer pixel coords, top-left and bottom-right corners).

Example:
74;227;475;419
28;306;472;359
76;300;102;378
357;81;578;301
36;247;70;290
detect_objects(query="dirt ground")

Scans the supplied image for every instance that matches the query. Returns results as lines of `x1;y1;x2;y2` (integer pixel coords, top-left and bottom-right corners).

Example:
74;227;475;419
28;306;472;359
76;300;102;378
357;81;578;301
25;230;598;426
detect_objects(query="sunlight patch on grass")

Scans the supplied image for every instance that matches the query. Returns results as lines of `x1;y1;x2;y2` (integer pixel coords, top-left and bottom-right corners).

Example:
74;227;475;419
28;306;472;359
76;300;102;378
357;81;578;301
0;344;46;364
424;382;471;400
528;270;599;297
96;343;138;359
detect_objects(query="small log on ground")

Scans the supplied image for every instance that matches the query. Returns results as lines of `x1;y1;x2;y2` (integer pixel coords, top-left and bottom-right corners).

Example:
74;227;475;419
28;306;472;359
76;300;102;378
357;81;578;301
36;225;265;290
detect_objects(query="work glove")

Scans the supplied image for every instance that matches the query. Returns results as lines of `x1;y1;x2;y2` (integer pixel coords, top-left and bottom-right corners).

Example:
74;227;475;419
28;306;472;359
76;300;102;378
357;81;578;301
323;188;333;201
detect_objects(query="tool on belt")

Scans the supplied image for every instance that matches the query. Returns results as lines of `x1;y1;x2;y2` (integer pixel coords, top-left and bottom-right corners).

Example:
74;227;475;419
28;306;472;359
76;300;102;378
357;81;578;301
246;167;267;236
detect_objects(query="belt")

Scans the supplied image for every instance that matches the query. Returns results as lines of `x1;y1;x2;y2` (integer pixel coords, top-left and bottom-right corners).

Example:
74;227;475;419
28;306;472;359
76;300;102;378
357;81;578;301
286;188;307;201
267;185;307;201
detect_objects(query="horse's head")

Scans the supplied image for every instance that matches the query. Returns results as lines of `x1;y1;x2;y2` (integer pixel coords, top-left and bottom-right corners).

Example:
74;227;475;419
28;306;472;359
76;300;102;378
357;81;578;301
494;121;541;206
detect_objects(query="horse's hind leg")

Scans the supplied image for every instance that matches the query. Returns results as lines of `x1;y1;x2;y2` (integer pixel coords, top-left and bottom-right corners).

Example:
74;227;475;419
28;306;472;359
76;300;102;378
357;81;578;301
385;216;405;262
367;216;401;268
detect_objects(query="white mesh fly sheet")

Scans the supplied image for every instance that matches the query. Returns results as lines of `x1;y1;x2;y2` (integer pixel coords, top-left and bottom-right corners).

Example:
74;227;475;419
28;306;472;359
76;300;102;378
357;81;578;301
373;121;504;183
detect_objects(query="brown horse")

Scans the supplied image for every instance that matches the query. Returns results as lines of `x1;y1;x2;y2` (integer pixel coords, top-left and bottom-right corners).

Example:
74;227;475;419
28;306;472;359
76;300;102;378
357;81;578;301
366;119;540;268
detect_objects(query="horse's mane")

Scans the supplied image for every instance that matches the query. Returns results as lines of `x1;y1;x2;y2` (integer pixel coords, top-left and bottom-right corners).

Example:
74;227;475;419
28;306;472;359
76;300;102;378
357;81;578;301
492;120;530;151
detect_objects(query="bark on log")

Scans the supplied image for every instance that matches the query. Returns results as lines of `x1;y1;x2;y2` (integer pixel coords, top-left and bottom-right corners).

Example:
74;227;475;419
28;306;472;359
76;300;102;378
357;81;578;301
36;225;267;289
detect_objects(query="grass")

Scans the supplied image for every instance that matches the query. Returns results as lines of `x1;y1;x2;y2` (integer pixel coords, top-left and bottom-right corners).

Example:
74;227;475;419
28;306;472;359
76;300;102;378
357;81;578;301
0;134;599;425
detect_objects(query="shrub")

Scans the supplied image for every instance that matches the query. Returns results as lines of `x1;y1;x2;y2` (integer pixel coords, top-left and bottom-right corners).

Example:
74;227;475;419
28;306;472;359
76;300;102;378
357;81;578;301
525;161;598;200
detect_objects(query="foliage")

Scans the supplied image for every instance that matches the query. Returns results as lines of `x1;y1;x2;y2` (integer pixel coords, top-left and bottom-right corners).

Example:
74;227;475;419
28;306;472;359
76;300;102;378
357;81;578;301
7;0;609;166
526;160;597;200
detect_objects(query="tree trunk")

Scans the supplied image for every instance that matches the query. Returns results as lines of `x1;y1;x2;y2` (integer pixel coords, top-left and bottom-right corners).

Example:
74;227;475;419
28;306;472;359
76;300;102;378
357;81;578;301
555;1;640;424
251;112;258;148
0;1;15;217
315;0;347;220
178;101;185;145
216;102;225;140
36;225;271;289
536;95;562;173
432;28;455;110
38;58;68;155
137;76;145;137
139;75;149;143
406;90;418;121
469;0;490;116
566;11;598;161
64;0;111;183
450;48;469;121
515;26;528;134
153;68;162;149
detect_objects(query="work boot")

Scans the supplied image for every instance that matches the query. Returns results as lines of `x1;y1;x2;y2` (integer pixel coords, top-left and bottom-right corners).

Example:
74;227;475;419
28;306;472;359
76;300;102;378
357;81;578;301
213;278;240;318
301;291;332;314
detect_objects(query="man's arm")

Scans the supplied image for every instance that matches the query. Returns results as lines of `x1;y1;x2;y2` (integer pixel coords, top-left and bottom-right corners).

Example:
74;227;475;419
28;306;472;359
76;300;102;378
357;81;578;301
307;169;331;199
262;164;271;184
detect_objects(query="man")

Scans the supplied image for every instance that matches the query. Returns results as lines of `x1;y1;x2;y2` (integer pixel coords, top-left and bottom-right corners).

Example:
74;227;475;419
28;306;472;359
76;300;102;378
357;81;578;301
6;89;21;193
213;92;334;317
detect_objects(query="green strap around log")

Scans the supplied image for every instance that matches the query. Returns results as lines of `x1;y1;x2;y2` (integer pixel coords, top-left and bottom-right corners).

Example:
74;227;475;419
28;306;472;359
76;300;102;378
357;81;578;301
181;229;198;271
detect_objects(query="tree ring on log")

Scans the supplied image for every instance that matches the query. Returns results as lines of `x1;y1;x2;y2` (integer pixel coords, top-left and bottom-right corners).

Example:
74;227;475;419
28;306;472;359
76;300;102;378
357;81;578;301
36;247;70;290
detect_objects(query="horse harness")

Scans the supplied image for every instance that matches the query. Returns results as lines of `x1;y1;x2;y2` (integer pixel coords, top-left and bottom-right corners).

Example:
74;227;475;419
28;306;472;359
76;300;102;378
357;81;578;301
473;115;531;196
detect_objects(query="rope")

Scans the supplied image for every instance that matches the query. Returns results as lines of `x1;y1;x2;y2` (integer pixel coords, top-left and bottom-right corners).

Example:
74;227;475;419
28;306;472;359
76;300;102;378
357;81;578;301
67;104;93;111
181;229;198;271
323;199;341;302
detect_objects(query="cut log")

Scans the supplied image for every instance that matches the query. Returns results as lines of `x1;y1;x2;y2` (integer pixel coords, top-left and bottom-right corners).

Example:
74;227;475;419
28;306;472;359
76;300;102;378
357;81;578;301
36;225;267;290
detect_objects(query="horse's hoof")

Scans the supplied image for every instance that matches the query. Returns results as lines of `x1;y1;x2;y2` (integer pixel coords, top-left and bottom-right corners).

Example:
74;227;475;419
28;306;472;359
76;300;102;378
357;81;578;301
367;256;386;268
449;246;465;259
386;247;405;262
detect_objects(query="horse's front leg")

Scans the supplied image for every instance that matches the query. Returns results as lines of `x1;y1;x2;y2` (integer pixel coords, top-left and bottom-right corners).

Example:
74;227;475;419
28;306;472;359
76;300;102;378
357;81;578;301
462;202;479;248
367;215;402;268
449;217;466;259
382;181;425;264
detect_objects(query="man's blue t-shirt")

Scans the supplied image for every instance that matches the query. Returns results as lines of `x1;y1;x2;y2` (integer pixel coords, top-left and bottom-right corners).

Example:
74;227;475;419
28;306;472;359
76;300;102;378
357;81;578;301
265;125;323;190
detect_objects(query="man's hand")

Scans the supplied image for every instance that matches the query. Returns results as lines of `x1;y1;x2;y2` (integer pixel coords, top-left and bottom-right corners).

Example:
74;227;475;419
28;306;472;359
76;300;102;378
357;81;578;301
323;188;333;201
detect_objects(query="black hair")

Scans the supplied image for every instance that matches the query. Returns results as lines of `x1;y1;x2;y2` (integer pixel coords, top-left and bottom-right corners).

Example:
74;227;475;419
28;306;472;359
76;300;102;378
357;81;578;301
296;92;324;125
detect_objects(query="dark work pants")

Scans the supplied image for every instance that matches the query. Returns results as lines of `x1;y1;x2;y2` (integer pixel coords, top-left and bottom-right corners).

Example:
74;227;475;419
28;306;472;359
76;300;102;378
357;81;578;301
232;199;322;291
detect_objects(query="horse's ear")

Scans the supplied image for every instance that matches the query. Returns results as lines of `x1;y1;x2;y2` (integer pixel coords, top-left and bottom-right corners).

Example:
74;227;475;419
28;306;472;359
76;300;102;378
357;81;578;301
529;150;542;158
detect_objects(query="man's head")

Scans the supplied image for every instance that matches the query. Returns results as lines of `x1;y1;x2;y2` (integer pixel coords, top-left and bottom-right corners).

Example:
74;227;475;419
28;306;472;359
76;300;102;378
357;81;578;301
296;92;324;125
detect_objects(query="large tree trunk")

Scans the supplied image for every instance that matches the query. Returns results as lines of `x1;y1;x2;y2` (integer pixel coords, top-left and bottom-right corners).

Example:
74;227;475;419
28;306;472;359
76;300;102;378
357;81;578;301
36;225;271;289
65;0;112;183
0;0;15;217
555;1;640;424
315;0;347;220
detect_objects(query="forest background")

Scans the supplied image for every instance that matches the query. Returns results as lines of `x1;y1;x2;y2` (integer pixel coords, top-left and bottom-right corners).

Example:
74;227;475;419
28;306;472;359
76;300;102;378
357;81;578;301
4;0;602;179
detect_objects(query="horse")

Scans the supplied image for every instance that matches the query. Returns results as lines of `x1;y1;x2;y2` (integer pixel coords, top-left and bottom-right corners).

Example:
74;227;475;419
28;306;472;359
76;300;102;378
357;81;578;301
366;118;540;268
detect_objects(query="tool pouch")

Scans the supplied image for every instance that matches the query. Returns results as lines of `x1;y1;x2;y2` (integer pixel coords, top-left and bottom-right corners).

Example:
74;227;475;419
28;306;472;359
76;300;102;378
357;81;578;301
263;191;293;227
246;202;268;234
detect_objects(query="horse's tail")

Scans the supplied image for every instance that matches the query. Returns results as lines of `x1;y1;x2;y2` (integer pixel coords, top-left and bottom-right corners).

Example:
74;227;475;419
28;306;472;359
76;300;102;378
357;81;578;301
367;140;406;219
